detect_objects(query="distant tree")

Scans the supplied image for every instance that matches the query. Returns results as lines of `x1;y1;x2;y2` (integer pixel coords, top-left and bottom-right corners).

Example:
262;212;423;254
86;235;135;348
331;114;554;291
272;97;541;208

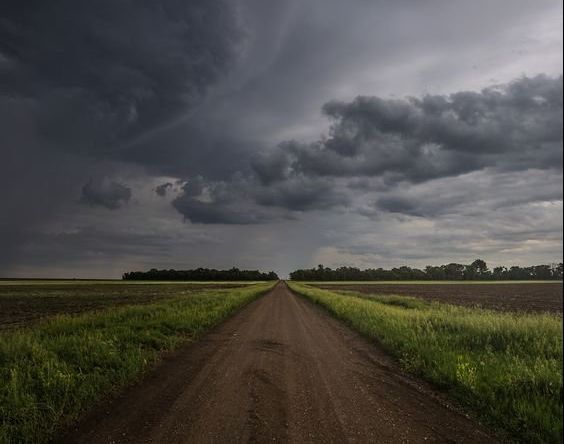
492;266;507;280
532;265;552;280
288;259;562;281
552;263;564;280
471;259;489;275
122;268;279;281
463;259;490;280
443;263;465;280
425;266;445;280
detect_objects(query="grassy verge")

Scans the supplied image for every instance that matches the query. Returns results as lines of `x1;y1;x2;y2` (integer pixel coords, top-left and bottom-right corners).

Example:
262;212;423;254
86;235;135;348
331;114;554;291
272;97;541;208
301;280;561;285
288;282;563;443
0;282;275;443
0;280;262;286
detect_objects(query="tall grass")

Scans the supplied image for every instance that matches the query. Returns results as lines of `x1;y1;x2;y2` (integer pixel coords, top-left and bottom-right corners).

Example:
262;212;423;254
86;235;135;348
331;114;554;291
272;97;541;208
304;280;560;285
288;282;563;443
0;282;274;444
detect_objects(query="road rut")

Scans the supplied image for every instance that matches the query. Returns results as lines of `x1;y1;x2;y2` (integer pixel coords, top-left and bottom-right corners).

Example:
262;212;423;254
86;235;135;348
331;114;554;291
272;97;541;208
60;282;494;443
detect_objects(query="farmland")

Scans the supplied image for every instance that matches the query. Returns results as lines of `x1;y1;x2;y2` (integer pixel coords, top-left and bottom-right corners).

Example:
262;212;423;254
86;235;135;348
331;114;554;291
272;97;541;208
311;281;563;313
0;282;274;443
0;281;253;330
0;279;562;443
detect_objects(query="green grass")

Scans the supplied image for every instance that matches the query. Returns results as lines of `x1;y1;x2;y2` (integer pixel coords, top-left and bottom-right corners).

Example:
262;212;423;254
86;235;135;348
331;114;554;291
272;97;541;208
0;282;264;331
288;282;563;443
0;280;261;286
0;282;275;444
302;280;562;285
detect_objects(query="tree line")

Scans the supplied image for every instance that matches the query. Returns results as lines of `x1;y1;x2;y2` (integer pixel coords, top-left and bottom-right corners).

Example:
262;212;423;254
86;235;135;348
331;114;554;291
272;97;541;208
123;267;279;281
289;260;563;281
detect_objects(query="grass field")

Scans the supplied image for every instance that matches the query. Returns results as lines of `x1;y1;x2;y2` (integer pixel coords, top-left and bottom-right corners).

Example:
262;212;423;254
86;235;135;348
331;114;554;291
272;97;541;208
288;282;563;443
0;281;259;330
302;280;560;285
0;282;275;443
0;280;262;285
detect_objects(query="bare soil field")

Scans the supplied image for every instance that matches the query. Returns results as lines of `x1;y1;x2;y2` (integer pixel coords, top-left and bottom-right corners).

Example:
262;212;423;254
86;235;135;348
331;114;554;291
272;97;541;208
312;282;563;313
0;282;248;330
60;282;493;443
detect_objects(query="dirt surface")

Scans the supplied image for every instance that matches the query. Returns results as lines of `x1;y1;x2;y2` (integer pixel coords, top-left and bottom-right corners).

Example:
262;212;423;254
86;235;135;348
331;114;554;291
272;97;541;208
0;283;247;330
313;282;563;313
60;282;494;444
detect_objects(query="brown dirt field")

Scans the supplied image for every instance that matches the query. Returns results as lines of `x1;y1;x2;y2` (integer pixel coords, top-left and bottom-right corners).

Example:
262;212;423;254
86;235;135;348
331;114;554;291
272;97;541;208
59;282;494;444
313;282;563;313
0;283;247;330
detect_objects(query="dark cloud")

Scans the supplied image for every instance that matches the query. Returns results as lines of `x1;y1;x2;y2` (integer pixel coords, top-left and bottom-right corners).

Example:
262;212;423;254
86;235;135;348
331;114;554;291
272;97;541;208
155;182;174;197
168;171;348;223
254;176;348;211
80;178;132;210
172;198;267;225
375;196;422;217
252;146;294;185
1;0;562;276
6;226;217;277
171;177;274;224
21;228;174;262
372;169;563;218
0;0;242;267
256;75;563;186
0;0;241;155
168;75;563;220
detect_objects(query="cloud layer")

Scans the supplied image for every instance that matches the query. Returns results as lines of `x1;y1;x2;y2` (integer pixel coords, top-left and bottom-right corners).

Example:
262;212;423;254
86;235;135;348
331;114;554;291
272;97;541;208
1;0;241;152
255;75;563;187
81;178;132;210
0;0;242;267
1;0;562;277
168;75;563;225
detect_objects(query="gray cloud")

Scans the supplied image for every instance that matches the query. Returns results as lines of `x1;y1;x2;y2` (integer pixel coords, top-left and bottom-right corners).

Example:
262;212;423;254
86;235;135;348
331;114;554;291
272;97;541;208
171;177;275;224
172;198;268;225
168;75;563;221
5;226;218;278
254;176;348;211
256;75;563;186
0;0;242;266
0;0;241;154
311;183;562;272
375;196;422;217
372;169;563;218
1;0;562;276
252;146;294;185
169;173;347;224
155;182;174;197
80;178;132;210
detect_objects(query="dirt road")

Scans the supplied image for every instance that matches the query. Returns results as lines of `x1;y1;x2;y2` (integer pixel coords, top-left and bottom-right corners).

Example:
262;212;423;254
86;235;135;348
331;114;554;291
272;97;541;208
61;282;494;443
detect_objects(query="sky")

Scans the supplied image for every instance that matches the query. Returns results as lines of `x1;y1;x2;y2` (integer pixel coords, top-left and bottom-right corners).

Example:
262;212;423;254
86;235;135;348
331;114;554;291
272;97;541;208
1;0;562;278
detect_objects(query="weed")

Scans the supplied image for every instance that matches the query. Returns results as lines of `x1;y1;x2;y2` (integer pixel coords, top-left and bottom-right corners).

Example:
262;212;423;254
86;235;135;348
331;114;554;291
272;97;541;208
288;282;563;443
0;282;274;443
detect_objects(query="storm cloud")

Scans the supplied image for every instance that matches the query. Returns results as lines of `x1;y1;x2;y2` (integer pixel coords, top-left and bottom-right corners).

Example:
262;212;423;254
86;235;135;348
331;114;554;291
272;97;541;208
168;173;346;224
170;177;272;225
1;0;562;277
0;0;242;267
256;75;563;187
0;0;241;153
372;169;563;218
155;182;174;197
80;178;132;210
